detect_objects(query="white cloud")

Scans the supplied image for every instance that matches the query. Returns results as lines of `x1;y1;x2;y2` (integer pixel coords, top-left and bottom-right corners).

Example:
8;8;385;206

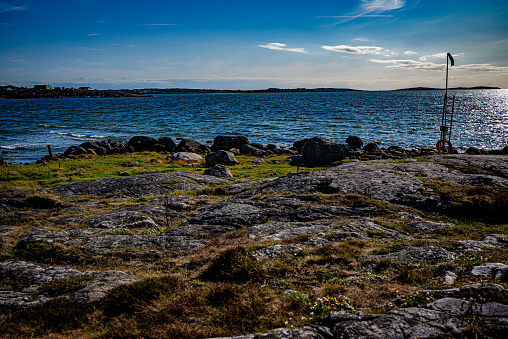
404;50;418;55
259;43;306;53
369;58;443;70
88;33;102;37
456;64;508;72
323;45;383;54
361;0;405;13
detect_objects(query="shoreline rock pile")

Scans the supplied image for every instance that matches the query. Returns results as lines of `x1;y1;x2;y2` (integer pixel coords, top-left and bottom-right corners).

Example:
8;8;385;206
13;133;505;166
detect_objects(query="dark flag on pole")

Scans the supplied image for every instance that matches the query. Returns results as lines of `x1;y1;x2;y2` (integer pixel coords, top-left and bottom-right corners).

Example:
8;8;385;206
447;53;454;67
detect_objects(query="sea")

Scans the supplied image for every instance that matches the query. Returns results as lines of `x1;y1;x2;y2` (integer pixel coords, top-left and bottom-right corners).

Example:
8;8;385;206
1;90;507;164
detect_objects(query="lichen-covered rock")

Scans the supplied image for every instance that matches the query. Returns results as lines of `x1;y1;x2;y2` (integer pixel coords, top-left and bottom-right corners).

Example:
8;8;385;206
0;261;139;311
367;246;456;263
170;152;203;162
458;234;508;253
471;263;508;279
301;137;350;164
205;150;239;167
50;172;229;197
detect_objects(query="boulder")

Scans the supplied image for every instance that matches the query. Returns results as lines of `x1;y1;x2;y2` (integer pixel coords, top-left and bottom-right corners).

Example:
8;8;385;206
465;146;482;155
170;152;203;162
203;164;233;178
128;136;158;152
471;263;508;279
503;145;508;155
293;138;310;151
241;144;268;157
364;142;381;153
346;135;363;149
301;137;350;164
211;135;249;151
157;137;176;152
205;150;239;166
175;138;210;154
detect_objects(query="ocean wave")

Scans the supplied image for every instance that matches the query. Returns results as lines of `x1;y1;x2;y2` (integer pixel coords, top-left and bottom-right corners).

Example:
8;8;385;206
49;131;107;139
39;124;68;128
0;145;28;150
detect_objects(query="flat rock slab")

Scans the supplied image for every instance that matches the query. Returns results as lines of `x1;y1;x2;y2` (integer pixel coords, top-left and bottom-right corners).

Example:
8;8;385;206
235;170;440;211
367;246;456;263
209;325;333;339
65;234;207;253
426;154;508;179
458;234;508;253
333;159;508;188
249;221;336;241
0;261;138;311
330;218;410;241
50;172;230;197
427;297;508;317
471;263;508;279
86;211;159;229
16;227;100;249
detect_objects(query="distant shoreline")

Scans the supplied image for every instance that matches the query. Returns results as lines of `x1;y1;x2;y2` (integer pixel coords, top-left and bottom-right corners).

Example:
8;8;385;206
0;85;502;99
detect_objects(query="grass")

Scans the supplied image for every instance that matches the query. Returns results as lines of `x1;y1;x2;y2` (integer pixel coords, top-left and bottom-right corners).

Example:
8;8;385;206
0;153;305;191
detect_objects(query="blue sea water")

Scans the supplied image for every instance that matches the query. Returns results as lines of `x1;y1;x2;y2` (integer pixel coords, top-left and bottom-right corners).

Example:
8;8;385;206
1;90;507;164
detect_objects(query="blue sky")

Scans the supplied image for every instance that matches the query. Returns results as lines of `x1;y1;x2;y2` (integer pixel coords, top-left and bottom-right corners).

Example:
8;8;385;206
1;0;507;90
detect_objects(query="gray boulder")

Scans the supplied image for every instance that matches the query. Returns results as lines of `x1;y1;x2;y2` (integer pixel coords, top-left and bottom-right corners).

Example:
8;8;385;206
157;137;176;152
301;137;350;164
471;263;508;279
204;164;233;178
170;152;203;162
205;150;239;166
211;135;249;152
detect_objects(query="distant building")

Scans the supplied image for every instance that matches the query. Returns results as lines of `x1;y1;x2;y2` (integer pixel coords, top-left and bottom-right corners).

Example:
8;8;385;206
78;87;92;90
34;85;53;90
54;87;66;90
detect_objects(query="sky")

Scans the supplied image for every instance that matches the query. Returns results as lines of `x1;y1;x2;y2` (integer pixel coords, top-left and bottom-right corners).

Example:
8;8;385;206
0;0;507;90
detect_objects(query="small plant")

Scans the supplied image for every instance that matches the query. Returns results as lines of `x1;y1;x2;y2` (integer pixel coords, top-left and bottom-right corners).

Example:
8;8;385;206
200;247;264;283
310;295;354;316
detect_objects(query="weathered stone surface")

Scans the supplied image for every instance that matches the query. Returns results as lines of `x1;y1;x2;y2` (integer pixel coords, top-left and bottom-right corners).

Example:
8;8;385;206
458;234;508;253
65;234;207;253
471;263;508;279
427;297;508;317
211;135;250;152
425;154;508;179
16;227;99;248
330;218;410;240
321;308;468;339
235;170;440;211
367;246;455;263
0;261;139;310
86;211;159;229
205;150;239;166
162;224;237;237
147;195;196;211
249;222;336;241
50;172;229;197
209;326;333;339
170;152;203;162
301;137;350;164
204;164;234;178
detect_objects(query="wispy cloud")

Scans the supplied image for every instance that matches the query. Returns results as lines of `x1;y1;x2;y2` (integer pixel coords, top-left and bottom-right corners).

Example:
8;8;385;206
322;45;383;54
324;0;406;24
419;52;464;61
88;33;102;36
369;58;508;72
404;50;418;55
0;3;26;12
259;43;306;53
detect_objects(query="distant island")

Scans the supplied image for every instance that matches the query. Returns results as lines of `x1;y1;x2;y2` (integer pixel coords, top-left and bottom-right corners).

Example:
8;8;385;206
1;85;502;99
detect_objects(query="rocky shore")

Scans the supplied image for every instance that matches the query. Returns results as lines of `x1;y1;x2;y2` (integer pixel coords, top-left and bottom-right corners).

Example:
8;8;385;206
1;137;507;338
24;134;508;166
